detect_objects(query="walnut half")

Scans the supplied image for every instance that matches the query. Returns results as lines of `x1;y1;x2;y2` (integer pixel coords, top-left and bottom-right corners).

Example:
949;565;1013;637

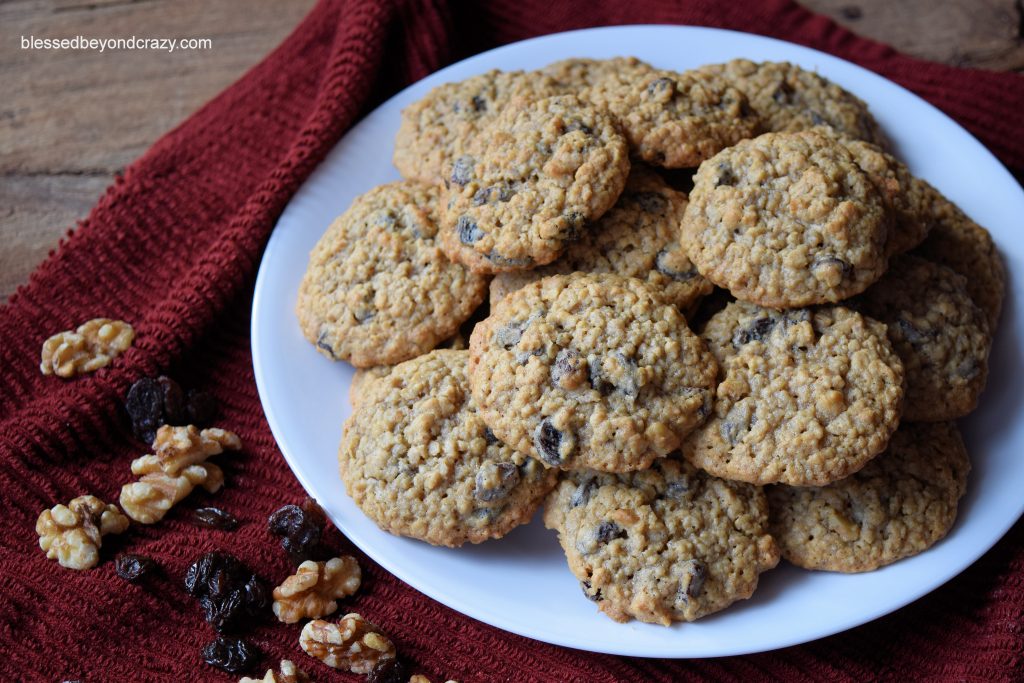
36;495;130;569
238;660;310;683
40;318;134;377
120;424;239;524
299;614;395;674
272;557;361;624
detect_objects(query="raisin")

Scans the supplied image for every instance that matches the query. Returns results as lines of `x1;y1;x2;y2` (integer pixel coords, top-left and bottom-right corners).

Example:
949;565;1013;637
714;162;737;187
457;215;484;244
811;256;852;286
595;521;626;543
677;559;707;603
316;331;338;359
201;636;260;674
569;476;598;508
534;419;568;466
646;76;673;96
367;656;407;683
772;81;795;104
193;507;239;531
664;479;689;500
186;389;218;426
631;191;666;214
450;156;474;186
125;375;218;442
581;580;603;602
655;249;697;281
184;551;268;633
562;211;585;239
268;498;328;565
551;348;583;387
732;316;777;348
473;462;520;502
483;427;499;445
895;318;932;346
115;554;158;583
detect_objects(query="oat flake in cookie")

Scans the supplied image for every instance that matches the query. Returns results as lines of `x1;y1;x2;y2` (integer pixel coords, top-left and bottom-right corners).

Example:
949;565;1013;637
296;181;488;368
684;301;904;486
393;69;562;184
543;458;779;625
855;255;990;422
699;59;886;147
683;130;890;308
488;166;713;312
469;274;718;473
338;350;557;547
768;421;970;572
439;94;630;274
583;67;761;168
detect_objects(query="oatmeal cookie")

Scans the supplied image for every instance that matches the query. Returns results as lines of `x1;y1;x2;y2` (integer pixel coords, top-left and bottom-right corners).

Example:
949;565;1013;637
540;56;656;91
469;274;718;472
683;302;904;486
339;350;557;546
393;69;561;183
297;181;488;368
583;67;761;168
543;457;779;625
699;59;886;146
487;166;712;312
855;254;990;422
682;130;890;307
439;95;630;273
768;421;969;572
914;190;1005;330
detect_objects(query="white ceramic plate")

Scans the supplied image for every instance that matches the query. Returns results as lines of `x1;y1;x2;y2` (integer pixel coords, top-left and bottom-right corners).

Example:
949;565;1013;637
252;25;1024;658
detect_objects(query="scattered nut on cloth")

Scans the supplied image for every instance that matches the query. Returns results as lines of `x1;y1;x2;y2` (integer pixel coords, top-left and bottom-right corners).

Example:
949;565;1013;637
39;318;134;377
272;557;361;623
119;425;241;524
299;613;395;674
36;495;130;570
238;659;310;683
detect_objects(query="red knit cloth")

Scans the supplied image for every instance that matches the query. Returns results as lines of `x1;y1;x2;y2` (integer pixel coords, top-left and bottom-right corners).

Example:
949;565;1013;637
2;1;1022;680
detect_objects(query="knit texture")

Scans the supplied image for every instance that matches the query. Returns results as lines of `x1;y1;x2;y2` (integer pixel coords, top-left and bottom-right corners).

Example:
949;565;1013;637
2;0;1022;680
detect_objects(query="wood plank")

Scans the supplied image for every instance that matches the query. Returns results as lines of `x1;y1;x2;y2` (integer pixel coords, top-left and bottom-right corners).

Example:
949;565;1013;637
2;0;1021;300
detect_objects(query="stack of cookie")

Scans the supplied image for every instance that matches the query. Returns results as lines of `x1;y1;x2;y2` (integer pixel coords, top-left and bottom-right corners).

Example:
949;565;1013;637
296;57;1004;627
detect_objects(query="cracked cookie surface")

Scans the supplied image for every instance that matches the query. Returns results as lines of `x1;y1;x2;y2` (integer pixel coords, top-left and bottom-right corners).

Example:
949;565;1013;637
682;130;890;308
855;254;990;422
582;67;760;168
393;69;562;184
439;95;630;273
699;59;886;146
683;302;904;486
469;274;718;472
914;191;1005;331
488;166;712;312
768;421;969;572
339;350;557;547
296;181;488;368
543;457;779;625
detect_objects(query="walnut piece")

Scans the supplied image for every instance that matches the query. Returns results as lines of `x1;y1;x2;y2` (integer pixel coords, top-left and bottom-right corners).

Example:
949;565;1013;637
120;462;224;524
299;614;395;674
239;660;310;683
153;424;242;474
40;318;135;377
36;495;130;569
119;424;240;524
273;557;361;624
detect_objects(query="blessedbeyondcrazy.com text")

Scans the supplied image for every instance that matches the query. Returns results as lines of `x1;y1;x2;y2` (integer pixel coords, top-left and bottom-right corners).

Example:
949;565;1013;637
20;35;212;53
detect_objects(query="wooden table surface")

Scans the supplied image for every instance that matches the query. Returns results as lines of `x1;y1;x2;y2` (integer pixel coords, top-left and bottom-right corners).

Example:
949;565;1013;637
2;0;1022;301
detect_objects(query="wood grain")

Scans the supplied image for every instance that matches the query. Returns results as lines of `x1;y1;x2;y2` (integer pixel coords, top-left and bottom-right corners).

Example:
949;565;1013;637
1;0;1021;300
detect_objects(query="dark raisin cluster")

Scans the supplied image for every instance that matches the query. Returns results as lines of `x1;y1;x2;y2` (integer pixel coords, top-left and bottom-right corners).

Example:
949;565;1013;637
367;657;407;683
124;375;218;443
184;551;268;633
268;498;329;565
201;636;260;674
